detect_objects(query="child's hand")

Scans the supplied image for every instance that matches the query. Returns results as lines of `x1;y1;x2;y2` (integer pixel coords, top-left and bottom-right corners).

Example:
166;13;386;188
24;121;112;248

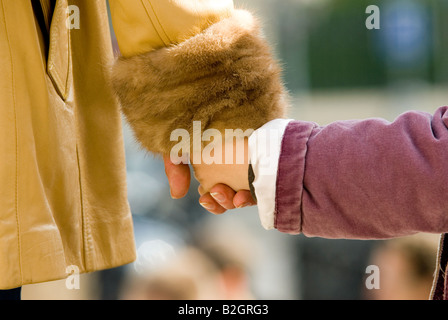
198;185;256;214
192;137;256;213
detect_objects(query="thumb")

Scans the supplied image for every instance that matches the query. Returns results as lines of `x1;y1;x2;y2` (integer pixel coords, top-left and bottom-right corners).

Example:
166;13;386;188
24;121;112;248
163;155;191;199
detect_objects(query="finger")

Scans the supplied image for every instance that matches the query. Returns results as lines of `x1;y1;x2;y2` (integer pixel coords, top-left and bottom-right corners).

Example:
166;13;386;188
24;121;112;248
233;190;256;208
199;193;227;215
209;184;237;210
164;156;191;199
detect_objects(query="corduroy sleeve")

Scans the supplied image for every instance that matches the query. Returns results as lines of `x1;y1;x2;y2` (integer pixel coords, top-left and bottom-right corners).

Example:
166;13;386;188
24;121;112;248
265;106;448;239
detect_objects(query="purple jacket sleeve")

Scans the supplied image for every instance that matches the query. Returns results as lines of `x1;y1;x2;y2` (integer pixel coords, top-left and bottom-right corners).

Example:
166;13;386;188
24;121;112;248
275;106;448;239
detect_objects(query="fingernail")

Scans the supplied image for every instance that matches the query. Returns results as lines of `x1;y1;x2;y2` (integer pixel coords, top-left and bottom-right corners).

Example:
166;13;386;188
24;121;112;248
210;192;225;203
200;202;215;210
238;202;252;209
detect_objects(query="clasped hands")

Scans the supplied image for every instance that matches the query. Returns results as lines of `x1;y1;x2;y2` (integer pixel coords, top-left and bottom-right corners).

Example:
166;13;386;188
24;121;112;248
163;137;256;214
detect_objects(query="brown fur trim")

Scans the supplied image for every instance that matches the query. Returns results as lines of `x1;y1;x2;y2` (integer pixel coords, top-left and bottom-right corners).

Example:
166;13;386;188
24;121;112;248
111;10;288;156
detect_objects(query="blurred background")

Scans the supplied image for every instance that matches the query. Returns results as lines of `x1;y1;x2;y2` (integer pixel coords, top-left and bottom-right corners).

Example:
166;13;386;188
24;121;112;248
22;0;446;300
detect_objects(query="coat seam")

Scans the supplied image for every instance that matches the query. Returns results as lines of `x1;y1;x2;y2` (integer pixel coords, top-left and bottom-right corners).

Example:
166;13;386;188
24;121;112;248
274;126;288;229
274;122;315;234
1;1;24;285
145;0;171;43
48;2;63;91
47;0;69;100
141;0;171;46
76;142;91;272
299;124;317;235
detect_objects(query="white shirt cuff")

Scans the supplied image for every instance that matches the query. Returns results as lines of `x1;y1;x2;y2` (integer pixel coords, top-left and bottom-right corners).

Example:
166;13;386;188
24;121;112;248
248;119;293;230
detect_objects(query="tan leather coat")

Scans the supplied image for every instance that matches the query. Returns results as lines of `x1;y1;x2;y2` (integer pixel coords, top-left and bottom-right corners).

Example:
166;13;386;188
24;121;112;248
0;0;233;289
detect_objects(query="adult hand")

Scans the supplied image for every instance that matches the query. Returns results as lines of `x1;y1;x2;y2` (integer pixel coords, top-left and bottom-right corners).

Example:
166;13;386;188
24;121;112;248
163;155;191;199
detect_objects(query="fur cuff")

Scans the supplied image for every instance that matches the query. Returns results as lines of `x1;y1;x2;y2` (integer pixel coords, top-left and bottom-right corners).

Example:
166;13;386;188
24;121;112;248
111;10;288;156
